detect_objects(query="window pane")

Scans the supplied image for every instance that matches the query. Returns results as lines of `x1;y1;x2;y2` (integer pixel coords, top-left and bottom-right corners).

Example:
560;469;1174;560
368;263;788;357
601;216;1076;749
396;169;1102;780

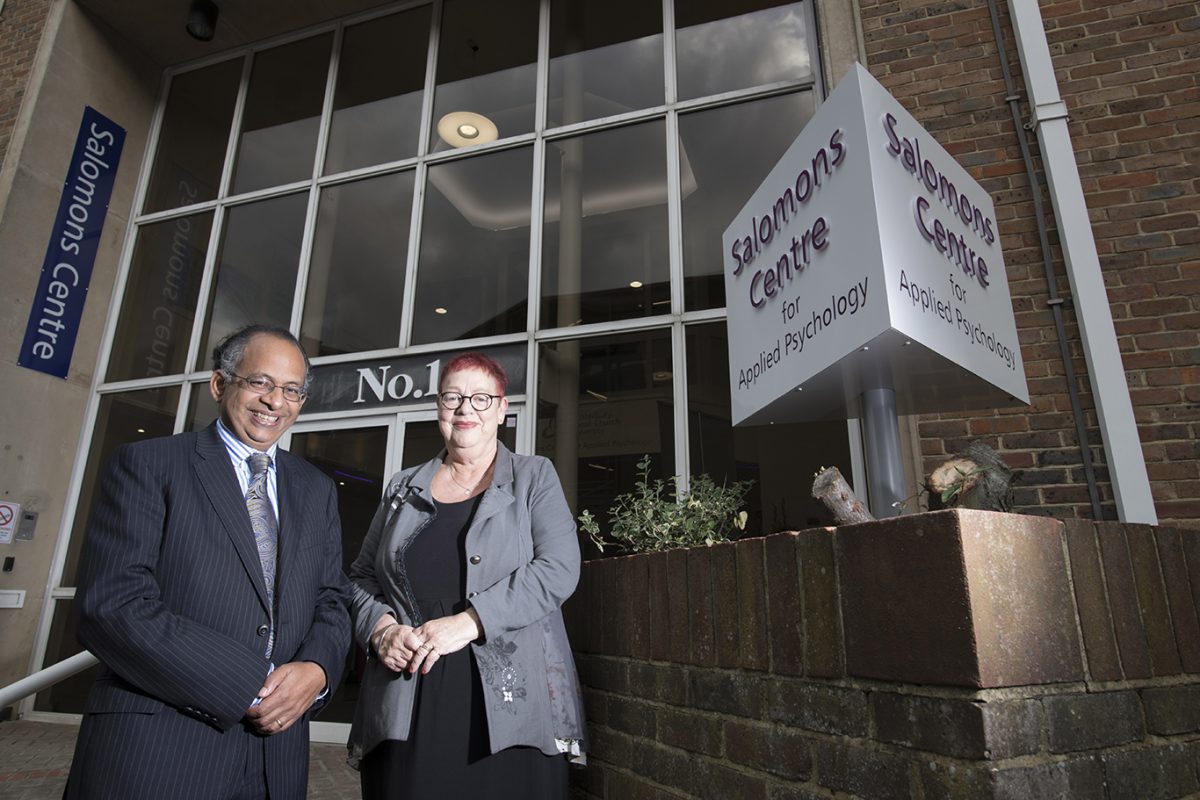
61;386;181;586
679;92;814;310
686;322;851;533
196;192;308;369
548;0;664;127
302;172;415;356
106;213;214;382
144;58;242;213
231;33;333;193
185;381;219;432
541;121;670;329
536;330;674;541
34;600;100;713
430;0;539;153
290;425;389;725
325;8;432;174
412;148;532;344
675;0;810;100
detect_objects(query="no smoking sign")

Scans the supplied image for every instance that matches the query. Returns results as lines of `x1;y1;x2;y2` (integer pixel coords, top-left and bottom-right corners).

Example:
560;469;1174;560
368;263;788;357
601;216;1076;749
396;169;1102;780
0;501;19;544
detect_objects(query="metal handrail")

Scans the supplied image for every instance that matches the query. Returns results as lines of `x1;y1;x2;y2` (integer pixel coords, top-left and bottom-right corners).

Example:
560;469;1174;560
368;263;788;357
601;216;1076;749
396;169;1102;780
0;651;98;709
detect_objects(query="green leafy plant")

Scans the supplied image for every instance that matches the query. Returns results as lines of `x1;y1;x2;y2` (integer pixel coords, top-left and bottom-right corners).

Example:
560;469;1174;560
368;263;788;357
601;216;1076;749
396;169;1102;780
578;454;754;555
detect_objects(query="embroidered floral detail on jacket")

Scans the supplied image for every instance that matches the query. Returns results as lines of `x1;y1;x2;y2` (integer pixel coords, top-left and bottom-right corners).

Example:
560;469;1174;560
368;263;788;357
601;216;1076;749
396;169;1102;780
474;636;526;713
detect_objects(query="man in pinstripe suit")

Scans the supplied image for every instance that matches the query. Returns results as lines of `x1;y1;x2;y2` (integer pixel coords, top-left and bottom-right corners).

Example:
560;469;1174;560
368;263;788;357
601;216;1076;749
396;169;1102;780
66;325;351;799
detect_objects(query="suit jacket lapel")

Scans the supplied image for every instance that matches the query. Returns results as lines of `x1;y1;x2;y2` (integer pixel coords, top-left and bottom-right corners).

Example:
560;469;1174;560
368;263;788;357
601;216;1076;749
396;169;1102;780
194;424;272;615
275;450;306;595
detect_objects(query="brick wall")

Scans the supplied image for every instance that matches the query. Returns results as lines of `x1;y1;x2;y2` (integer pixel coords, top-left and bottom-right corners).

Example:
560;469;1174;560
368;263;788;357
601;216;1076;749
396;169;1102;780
0;0;54;167
857;0;1200;526
565;511;1200;799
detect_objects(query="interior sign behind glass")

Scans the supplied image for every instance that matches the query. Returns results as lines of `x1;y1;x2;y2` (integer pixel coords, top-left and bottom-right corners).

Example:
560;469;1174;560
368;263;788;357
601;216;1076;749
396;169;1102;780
19;107;126;378
307;344;527;414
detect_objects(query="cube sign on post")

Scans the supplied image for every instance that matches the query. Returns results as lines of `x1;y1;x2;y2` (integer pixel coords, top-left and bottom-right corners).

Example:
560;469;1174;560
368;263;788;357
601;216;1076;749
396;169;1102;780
723;64;1028;427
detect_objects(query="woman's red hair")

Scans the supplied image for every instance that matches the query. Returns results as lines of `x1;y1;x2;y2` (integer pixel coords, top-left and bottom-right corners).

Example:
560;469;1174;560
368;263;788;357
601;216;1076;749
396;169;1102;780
440;352;509;396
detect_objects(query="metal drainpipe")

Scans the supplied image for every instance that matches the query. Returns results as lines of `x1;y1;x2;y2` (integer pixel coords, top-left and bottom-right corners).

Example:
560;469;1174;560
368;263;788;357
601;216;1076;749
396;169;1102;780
997;0;1158;523
984;0;1102;519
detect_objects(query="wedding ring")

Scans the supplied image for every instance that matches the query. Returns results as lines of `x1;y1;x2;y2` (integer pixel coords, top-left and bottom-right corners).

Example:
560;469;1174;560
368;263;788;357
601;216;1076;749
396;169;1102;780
275;718;283;728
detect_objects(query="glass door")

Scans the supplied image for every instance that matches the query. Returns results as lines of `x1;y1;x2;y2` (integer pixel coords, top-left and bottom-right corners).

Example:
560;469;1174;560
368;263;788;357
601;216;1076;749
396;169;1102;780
284;416;392;741
283;404;523;743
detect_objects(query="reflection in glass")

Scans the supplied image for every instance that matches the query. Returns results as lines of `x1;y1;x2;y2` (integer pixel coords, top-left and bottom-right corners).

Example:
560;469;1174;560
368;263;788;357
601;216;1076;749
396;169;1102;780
186;381;219;432
144;59;242;213
686;322;850;533
61;386;181;586
547;0;664;128
34;600;101;713
541;122;670;329
290;425;389;724
303;172;415;356
430;0;539;152
231;33;333;194
675;0;810;100
106;213;214;382
196;193;308;369
412;148;532;344
537;330;674;547
325;8;432;174
679;92;814;310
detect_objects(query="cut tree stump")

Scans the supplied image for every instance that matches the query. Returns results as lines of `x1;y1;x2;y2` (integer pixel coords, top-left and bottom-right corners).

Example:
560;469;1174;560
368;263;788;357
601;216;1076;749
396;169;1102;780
811;466;875;525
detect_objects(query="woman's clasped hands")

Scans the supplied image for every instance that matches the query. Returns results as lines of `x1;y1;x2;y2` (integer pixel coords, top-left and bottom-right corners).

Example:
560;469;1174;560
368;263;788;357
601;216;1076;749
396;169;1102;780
371;610;483;675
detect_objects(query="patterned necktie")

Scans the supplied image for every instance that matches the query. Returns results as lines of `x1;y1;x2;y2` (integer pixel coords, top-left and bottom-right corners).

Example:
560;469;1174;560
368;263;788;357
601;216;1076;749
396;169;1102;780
246;452;277;657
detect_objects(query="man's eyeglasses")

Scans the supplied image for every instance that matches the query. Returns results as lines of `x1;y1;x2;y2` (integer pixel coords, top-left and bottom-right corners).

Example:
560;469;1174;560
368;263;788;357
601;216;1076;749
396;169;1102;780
229;373;308;403
438;392;502;411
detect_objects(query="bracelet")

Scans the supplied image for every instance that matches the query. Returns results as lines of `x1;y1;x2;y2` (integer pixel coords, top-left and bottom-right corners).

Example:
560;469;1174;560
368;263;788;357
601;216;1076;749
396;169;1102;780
372;622;398;655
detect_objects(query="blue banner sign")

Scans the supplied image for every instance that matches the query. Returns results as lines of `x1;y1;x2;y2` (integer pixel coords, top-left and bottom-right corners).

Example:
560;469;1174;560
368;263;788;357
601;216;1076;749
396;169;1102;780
18;106;126;378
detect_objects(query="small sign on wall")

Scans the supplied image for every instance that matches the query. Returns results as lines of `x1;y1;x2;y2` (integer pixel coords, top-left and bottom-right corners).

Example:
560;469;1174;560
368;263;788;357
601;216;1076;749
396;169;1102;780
18;106;126;379
722;64;1028;425
0;500;19;545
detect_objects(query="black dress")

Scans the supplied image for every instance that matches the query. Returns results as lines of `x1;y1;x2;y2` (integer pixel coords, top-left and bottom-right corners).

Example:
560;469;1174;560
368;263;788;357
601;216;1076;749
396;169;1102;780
360;495;568;800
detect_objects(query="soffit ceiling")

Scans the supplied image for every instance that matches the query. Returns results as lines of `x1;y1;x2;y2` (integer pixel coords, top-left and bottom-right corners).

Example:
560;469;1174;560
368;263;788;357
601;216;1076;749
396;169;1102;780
74;0;395;69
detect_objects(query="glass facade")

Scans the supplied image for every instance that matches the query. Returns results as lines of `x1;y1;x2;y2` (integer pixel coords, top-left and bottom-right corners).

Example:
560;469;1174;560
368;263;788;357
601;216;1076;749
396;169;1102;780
43;0;856;716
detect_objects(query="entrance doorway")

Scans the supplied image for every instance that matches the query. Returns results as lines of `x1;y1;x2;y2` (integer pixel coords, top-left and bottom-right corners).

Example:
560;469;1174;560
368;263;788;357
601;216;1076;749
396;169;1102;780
282;407;522;743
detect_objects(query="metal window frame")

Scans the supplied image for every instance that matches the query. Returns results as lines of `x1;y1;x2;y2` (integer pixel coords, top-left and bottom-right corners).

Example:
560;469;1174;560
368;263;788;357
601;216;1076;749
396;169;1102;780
27;0;848;720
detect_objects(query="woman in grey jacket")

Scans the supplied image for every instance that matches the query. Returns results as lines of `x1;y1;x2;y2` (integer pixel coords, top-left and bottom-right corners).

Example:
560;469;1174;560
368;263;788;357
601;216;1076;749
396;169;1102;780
347;352;585;798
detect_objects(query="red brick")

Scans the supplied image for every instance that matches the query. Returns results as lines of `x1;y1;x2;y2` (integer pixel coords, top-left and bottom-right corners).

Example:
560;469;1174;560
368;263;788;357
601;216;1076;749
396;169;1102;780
1125;524;1184;676
735;537;768;672
1096;523;1155;678
686;547;715;666
709;542;740;670
764;533;804;675
1064;521;1123;681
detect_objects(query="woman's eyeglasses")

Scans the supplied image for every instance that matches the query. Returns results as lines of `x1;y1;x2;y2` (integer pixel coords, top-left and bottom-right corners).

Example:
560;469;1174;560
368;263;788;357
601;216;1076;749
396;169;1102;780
438;392;502;411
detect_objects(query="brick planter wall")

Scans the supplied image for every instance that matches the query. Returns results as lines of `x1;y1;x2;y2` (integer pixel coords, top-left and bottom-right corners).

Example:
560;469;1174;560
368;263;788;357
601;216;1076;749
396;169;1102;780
564;510;1200;799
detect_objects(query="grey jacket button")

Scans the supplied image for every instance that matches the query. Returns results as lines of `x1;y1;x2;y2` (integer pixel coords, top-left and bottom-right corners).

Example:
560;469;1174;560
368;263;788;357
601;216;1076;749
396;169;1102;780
469;554;482;565
467;591;478;599
256;624;270;636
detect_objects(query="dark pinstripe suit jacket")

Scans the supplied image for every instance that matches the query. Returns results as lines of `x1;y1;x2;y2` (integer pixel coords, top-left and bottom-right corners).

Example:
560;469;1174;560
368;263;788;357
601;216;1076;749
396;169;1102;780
65;423;351;800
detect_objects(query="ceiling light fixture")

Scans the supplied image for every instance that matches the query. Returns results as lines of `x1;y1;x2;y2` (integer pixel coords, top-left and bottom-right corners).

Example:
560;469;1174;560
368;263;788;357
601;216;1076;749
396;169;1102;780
435;307;448;315
437;111;498;149
629;280;643;288
186;0;218;42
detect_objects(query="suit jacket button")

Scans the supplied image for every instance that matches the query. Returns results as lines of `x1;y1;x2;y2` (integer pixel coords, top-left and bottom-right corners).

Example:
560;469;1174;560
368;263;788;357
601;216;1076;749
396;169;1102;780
469;555;481;565
257;624;270;636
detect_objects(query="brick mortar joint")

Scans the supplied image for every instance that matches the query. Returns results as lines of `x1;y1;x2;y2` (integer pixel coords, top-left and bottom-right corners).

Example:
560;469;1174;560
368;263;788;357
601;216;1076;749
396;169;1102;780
583;654;1165;702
